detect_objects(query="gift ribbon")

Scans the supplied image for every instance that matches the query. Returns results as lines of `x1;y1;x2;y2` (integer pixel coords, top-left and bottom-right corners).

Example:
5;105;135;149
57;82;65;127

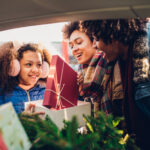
46;59;76;108
45;88;76;107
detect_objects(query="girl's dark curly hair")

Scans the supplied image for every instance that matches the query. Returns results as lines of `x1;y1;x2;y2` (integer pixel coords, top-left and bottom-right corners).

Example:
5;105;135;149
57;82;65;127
0;42;51;94
62;21;94;42
80;19;147;46
17;43;44;60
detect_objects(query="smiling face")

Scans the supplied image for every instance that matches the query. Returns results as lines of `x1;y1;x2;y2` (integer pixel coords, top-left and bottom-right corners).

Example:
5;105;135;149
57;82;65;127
96;39;129;62
69;30;96;64
18;50;42;90
95;39;120;62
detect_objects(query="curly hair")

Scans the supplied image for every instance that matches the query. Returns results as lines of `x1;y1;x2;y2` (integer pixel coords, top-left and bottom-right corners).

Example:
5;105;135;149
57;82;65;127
0;42;18;94
0;42;51;94
17;43;44;60
62;21;94;42
80;19;147;46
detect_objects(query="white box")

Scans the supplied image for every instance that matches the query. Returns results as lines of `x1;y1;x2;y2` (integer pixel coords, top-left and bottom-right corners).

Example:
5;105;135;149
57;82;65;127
0;102;31;150
25;100;91;129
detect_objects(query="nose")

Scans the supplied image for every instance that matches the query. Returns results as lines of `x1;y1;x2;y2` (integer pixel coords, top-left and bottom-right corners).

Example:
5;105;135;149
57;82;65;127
31;65;39;73
92;39;97;49
72;45;79;53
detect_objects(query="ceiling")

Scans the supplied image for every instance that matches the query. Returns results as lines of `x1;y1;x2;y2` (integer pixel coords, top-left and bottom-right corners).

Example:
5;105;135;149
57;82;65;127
0;0;150;31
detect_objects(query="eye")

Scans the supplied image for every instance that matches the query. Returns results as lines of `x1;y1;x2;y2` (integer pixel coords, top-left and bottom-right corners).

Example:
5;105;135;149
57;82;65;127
69;44;73;49
26;63;32;67
76;39;82;45
37;63;42;68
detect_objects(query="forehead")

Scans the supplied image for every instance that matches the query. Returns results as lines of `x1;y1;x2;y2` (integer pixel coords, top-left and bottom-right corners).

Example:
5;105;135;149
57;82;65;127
22;50;42;60
69;30;89;43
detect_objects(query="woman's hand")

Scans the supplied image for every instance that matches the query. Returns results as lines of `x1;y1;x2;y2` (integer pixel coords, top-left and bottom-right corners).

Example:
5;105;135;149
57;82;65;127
23;103;45;116
77;73;84;92
77;73;84;84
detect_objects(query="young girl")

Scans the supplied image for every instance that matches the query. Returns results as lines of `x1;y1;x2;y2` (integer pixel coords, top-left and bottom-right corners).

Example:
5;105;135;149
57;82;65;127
0;42;51;114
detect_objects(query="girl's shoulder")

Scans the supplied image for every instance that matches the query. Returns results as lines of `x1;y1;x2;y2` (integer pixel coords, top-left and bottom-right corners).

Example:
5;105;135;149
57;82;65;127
29;83;46;93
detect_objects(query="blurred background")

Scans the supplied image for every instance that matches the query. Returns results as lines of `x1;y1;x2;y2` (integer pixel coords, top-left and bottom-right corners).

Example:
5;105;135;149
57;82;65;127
0;22;79;71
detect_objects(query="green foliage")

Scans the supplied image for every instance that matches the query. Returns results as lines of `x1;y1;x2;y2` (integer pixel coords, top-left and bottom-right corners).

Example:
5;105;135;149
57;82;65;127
19;114;96;150
83;112;125;150
19;112;139;150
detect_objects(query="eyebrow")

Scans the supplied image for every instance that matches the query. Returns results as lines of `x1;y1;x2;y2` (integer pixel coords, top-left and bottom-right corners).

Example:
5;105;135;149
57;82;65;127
25;60;42;63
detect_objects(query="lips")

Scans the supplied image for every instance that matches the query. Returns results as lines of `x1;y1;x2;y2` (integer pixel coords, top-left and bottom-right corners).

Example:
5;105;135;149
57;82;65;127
76;53;82;60
29;75;39;79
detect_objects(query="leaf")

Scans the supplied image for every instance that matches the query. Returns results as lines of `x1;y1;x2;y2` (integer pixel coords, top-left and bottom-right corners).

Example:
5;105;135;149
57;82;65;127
83;115;94;133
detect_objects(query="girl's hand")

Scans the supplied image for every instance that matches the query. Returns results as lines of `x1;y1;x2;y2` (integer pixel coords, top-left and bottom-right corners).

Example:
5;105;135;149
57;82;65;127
23;103;45;116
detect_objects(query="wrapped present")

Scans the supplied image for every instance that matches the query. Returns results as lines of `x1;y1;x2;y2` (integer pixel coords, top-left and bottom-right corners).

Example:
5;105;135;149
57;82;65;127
25;100;91;129
43;55;78;109
0;103;31;150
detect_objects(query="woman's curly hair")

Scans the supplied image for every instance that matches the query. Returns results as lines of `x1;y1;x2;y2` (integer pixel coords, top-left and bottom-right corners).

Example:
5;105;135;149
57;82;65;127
0;42;51;94
62;21;94;42
80;19;147;46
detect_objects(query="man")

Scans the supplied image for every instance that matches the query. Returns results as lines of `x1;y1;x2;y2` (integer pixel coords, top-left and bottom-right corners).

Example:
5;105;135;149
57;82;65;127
81;19;150;150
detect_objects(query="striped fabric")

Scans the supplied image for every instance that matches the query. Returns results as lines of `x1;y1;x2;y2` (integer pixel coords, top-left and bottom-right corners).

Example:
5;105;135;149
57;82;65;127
78;51;106;105
100;61;116;114
78;50;118;115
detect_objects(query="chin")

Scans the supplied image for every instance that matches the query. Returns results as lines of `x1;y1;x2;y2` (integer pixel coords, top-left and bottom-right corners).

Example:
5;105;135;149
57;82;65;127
77;60;82;64
29;80;38;85
78;61;86;65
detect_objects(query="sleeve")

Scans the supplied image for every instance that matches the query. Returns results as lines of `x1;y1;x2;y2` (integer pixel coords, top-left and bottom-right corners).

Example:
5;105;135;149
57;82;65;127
134;81;150;119
0;90;5;105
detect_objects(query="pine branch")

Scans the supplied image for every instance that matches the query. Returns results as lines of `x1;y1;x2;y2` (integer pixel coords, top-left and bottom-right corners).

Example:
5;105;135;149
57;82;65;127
19;111;139;150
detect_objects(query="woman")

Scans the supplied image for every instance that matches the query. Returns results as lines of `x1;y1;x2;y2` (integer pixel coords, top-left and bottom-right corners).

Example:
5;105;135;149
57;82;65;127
0;42;51;114
63;21;107;114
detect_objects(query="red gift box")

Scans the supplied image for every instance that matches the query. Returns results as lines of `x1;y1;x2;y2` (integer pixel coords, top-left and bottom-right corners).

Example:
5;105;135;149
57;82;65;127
43;55;78;109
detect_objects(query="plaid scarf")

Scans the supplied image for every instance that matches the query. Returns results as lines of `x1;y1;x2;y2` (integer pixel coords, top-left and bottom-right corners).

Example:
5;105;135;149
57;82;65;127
100;61;114;114
78;51;107;103
78;50;123;115
100;61;123;114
